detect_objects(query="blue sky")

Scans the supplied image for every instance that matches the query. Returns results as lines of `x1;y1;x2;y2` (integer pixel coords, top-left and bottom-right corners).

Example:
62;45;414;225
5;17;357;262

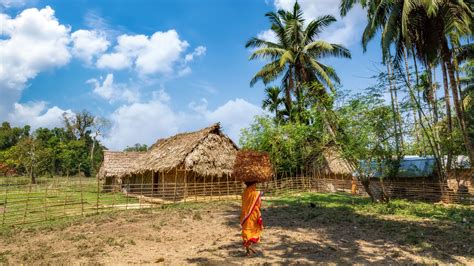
0;0;384;150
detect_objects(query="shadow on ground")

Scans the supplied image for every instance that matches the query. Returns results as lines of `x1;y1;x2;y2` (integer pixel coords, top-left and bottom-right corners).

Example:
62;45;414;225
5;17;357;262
188;193;473;264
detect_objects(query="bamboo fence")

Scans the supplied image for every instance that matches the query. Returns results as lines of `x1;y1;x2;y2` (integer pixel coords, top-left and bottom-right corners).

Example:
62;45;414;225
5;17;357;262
0;173;472;227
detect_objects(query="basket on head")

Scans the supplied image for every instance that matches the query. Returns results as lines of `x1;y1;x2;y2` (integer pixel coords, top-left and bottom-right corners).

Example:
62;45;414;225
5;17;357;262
232;150;273;183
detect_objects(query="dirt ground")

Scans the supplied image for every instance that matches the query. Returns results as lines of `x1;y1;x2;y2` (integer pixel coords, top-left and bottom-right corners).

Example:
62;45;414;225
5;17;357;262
0;200;472;264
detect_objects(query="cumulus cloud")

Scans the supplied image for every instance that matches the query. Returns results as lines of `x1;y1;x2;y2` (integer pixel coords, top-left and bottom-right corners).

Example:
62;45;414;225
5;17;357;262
102;92;263;150
96;30;200;76
102;90;184;149
8;102;73;129
0;6;71;120
271;0;366;46
71;29;110;64
86;73;139;103
190;98;264;141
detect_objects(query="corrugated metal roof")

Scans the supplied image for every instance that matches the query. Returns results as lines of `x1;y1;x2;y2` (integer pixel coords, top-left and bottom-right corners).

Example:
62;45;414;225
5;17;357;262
358;156;436;178
357;155;471;178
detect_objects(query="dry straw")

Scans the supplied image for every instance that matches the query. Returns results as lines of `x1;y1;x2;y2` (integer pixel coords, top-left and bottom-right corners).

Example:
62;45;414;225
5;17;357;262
233;150;273;183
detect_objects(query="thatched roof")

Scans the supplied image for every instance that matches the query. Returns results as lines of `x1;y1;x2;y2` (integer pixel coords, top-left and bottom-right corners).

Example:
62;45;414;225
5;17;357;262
321;146;353;175
132;123;238;177
233;150;273;182
97;151;144;179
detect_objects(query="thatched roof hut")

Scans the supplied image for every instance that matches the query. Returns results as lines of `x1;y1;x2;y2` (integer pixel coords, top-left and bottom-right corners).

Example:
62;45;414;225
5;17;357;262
321;147;353;175
131;123;238;177
97;151;144;180
305;146;353;178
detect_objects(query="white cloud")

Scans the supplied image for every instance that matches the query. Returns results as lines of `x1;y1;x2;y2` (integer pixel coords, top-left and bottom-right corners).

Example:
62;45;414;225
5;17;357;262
102;91;184;149
87;73;139;103
96;30;197;76
272;0;365;46
8;101;73;129
185;45;206;62
0;6;71;121
0;0;30;8
200;98;264;141
257;29;277;43
96;52;131;70
71;29;110;64
103;92;263;150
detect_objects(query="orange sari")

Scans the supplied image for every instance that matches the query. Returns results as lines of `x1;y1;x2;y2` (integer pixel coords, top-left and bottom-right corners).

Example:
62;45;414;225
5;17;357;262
240;184;263;247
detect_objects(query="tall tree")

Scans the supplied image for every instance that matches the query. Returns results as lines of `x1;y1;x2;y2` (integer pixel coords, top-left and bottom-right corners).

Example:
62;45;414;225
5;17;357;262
262;86;285;122
246;2;351;121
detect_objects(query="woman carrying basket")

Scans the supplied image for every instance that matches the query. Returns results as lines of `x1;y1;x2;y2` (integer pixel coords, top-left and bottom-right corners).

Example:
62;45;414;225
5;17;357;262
240;181;263;256
233;150;272;256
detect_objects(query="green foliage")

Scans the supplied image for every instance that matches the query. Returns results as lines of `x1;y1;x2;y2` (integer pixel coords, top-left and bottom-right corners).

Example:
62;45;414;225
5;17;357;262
247;2;350;123
240;115;325;175
124;143;148;152
0;111;108;180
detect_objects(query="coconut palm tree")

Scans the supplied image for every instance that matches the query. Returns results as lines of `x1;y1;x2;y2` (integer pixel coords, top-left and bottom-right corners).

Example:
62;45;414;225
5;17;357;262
246;2;351;121
340;0;474;162
262;86;285;122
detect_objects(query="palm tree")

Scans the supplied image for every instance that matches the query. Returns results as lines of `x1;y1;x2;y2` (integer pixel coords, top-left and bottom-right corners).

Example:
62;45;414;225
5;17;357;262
340;0;474;163
246;2;351;121
262;86;284;122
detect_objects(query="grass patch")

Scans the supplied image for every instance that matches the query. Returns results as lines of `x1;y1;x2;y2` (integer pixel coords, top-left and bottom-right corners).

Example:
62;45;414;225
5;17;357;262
267;192;474;223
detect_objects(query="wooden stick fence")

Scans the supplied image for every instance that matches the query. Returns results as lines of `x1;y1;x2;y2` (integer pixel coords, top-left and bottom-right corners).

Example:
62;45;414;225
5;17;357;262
0;175;473;227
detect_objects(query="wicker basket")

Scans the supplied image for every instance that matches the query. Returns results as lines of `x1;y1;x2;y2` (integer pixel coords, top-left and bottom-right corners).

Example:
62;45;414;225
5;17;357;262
233;150;273;183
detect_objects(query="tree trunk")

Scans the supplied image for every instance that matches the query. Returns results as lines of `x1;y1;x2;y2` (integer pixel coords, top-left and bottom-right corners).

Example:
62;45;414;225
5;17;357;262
403;48;420;150
286;68;294;119
90;137;96;176
442;38;474;162
387;62;401;157
442;62;453;172
430;66;439;124
361;179;376;202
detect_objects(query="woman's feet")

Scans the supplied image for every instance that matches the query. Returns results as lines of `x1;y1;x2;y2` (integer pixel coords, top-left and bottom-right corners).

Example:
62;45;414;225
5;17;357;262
245;246;258;256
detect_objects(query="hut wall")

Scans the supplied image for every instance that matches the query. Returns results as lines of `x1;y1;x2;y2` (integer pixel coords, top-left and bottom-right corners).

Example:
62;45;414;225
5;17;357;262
122;168;238;200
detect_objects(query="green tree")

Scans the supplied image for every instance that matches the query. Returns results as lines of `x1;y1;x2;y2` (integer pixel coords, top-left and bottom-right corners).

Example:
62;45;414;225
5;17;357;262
262;86;285;122
124;143;148;152
246;2;351;121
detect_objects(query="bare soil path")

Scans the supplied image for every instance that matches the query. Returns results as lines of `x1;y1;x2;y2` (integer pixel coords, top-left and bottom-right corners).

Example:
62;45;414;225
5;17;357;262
0;200;472;264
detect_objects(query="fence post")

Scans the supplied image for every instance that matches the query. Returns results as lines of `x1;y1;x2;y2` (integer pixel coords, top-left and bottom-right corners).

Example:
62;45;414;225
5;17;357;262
210;176;214;201
96;175;100;214
23;184;32;224
184;170;187;203
226;174;230;200
140;172;144;209
194;173;197;202
63;175;69;216
161;171;165;200
173;168;178;203
2;183;10;226
43;185;48;221
80;174;84;216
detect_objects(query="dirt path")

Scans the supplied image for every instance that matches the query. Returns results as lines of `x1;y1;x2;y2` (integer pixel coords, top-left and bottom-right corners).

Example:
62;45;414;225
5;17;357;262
0;201;472;264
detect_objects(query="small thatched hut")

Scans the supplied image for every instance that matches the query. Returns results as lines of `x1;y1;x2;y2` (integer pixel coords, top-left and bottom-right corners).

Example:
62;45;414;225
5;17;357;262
306;146;353;179
122;123;239;199
97;151;145;191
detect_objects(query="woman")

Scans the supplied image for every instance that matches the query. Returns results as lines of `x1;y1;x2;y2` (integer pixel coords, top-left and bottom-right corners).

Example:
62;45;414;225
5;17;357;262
240;181;263;256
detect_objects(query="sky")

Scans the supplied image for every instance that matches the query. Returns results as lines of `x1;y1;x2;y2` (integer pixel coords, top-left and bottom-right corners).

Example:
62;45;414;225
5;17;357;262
0;0;384;150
